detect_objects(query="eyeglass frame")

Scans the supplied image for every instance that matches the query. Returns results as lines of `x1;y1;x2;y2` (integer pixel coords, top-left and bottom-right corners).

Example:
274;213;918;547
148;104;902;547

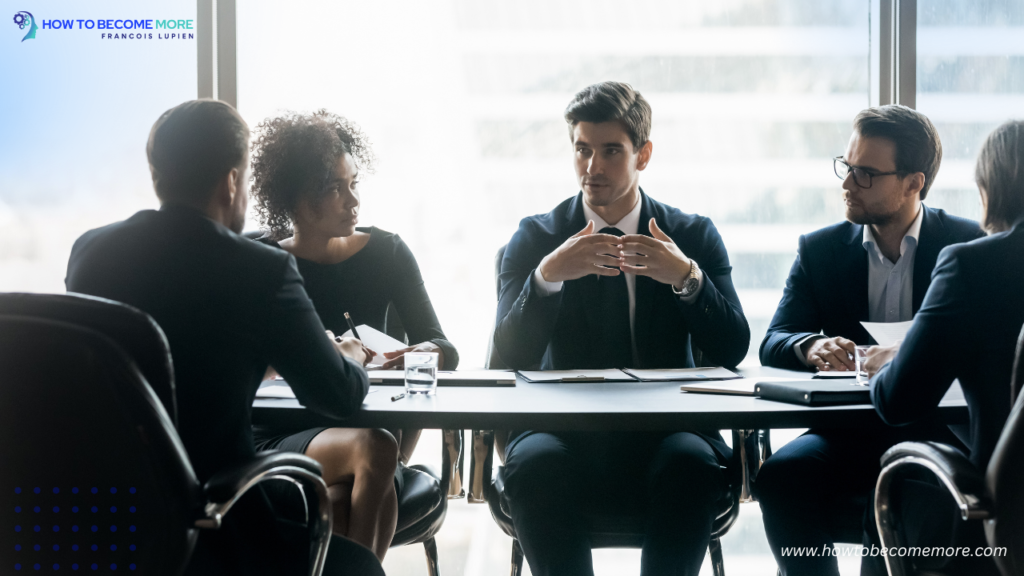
833;156;902;189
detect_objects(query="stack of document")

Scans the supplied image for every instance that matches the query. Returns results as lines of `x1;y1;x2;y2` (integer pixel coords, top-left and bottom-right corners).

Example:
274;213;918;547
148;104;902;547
518;367;740;383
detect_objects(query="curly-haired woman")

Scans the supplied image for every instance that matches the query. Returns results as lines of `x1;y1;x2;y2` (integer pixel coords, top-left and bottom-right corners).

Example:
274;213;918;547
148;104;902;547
249;110;459;560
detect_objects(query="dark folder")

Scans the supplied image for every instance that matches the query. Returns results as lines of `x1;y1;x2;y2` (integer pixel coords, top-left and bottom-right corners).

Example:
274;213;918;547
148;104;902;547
754;380;871;406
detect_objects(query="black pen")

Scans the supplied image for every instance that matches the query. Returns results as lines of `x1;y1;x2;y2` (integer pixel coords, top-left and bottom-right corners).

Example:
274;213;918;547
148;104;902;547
391;393;405;402
344;312;362;340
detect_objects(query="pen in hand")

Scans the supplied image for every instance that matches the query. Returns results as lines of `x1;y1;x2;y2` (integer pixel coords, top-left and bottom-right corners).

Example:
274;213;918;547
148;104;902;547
344;312;362;340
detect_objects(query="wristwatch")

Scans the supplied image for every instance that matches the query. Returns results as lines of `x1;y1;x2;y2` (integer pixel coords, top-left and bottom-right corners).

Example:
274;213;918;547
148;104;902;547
675;260;701;298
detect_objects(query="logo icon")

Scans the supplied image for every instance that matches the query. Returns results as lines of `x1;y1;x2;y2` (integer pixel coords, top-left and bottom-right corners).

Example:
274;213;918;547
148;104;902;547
13;11;38;41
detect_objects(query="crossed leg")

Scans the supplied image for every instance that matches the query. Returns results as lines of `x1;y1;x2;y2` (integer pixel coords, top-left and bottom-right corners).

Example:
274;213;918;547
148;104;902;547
305;427;399;561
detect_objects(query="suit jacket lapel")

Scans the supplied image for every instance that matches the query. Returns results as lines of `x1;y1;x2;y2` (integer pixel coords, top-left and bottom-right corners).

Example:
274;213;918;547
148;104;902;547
837;222;870;334
633;193;656;367
912;206;944;313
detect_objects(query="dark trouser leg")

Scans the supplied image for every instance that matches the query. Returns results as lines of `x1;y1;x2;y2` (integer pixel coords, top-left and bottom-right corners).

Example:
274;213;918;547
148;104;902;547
503;431;592;576
754;430;891;576
641;432;729;576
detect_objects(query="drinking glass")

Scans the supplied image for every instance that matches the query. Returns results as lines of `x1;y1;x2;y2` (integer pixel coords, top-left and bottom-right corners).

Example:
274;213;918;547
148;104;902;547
854;345;872;385
404;352;439;395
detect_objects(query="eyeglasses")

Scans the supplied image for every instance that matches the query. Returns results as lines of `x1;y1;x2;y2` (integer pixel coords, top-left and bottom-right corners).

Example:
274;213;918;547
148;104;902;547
834;157;900;189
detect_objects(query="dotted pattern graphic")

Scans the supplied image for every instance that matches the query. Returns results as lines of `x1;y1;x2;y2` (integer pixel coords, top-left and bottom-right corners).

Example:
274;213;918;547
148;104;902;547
11;486;139;571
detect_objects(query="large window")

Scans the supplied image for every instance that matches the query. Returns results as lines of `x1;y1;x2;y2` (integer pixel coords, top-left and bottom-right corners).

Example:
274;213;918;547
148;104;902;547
0;0;196;293
915;0;1024;222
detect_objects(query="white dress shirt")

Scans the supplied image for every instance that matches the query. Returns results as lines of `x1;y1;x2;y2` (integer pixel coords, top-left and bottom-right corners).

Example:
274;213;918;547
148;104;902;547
532;197;704;361
863;205;923;323
795;206;924;365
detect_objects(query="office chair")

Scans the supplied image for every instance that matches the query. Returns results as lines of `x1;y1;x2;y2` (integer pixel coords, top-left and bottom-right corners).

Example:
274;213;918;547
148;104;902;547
0;294;332;576
476;246;769;576
874;323;1024;576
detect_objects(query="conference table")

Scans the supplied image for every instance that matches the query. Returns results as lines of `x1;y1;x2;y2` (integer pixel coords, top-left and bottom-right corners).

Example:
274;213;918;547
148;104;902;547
252;366;968;430
252;366;969;503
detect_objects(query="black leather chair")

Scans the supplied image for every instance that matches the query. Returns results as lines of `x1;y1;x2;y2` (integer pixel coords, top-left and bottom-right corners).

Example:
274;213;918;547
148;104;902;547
389;441;457;576
0;293;333;575
874;323;1024;576
474;246;768;576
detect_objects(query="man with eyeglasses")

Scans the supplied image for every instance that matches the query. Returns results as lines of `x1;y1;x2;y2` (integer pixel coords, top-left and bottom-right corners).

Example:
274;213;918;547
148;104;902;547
754;105;984;576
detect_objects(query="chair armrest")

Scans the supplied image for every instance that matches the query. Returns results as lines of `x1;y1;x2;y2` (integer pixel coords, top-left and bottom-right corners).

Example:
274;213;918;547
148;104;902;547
875;441;991;576
196;452;333;576
879;441;990;520
203;451;323;504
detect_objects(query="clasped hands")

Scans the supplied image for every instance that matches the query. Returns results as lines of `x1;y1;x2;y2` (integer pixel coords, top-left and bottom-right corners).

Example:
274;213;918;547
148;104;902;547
537;219;692;288
803;336;901;378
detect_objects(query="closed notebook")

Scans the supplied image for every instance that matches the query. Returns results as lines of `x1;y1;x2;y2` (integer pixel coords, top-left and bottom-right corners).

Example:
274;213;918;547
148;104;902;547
754;381;871;406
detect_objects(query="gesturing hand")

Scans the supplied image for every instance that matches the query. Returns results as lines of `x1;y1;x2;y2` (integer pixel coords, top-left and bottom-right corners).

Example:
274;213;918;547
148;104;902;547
802;336;856;371
617;219;693;288
381;341;446;370
537;220;625;283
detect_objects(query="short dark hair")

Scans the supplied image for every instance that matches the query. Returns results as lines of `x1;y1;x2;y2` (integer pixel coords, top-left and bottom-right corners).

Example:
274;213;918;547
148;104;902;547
976;120;1024;233
853;105;942;200
146;99;249;205
250;110;375;240
564;81;651;151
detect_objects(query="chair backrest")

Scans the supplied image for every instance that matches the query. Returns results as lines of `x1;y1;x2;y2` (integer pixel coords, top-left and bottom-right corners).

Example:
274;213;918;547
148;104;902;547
486;245;509;370
0;316;201;575
0;293;178;426
986;322;1024;576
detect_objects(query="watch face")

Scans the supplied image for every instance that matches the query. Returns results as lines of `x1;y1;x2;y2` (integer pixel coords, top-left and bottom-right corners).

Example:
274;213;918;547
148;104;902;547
682;277;700;295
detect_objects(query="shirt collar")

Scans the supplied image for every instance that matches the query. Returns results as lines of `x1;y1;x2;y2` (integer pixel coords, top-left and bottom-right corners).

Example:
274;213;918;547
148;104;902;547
862;205;924;262
581;194;642;235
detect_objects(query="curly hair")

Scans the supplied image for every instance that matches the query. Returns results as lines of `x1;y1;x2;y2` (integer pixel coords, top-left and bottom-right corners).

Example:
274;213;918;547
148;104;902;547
250;109;375;239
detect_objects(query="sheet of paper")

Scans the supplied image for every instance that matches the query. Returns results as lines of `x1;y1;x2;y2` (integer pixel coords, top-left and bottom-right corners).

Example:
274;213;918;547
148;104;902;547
860;320;914;347
518;369;636;383
341;324;408;367
624;367;740;381
255;384;295;399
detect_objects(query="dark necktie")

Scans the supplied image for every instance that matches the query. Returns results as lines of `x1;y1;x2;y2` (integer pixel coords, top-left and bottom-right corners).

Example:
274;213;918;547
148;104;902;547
595;226;632;368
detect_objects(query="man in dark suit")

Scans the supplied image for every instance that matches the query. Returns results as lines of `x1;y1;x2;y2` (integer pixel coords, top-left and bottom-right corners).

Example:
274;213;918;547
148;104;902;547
859;120;1024;576
494;81;750;576
65;99;383;576
754;105;984;576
